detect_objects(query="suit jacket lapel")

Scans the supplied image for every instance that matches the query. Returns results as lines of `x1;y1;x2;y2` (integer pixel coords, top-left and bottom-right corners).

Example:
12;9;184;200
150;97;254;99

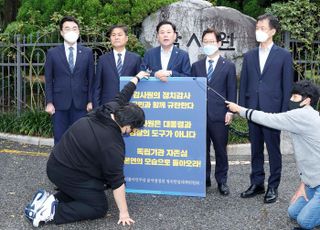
253;47;261;76
261;45;278;76
199;59;207;77
210;56;224;82
58;45;70;72
122;51;130;75
167;46;179;70
73;44;84;73
107;51;118;76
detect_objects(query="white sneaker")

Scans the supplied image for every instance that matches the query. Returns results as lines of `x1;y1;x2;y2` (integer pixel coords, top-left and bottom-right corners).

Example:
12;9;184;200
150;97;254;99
32;194;58;227
24;189;50;221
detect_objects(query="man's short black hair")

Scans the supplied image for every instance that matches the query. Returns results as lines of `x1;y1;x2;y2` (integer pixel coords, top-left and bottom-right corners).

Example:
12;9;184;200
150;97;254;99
59;16;80;31
257;13;280;32
201;28;221;42
291;80;320;108
156;21;176;33
107;25;128;37
114;103;145;129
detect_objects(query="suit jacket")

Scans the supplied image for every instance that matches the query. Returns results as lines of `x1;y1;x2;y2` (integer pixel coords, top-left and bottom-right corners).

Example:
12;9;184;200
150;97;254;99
192;56;237;122
142;46;191;77
239;44;294;113
45;44;94;110
94;51;141;106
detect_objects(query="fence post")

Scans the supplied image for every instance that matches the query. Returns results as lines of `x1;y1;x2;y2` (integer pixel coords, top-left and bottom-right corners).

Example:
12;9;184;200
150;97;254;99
284;31;290;50
16;34;21;116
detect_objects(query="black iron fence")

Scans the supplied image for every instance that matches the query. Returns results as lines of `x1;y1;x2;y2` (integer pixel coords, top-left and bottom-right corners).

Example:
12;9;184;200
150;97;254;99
0;32;319;114
0;32;110;114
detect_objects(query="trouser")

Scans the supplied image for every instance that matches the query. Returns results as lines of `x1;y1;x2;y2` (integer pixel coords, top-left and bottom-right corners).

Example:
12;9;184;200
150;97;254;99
53;101;87;144
47;154;108;225
288;185;320;229
206;121;229;184
248;121;281;188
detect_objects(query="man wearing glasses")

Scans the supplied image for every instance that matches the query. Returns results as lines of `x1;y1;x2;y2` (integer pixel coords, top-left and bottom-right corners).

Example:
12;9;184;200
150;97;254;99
45;16;94;144
191;28;237;195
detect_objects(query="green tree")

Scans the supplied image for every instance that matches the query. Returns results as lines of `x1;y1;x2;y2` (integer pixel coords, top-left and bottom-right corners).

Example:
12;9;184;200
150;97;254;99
0;0;21;32
267;0;320;82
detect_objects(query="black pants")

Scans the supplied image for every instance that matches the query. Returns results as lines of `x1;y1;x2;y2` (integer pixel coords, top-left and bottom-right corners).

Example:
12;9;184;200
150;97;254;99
47;154;108;225
248;121;281;188
206;120;229;184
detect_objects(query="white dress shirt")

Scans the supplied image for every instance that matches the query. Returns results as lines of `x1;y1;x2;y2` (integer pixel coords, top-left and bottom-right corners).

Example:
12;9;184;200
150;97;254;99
113;49;126;64
160;46;173;70
259;42;273;74
205;55;219;75
64;42;77;66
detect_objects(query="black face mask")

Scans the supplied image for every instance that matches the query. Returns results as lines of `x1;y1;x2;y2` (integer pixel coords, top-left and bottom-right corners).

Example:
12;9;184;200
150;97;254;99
288;98;305;110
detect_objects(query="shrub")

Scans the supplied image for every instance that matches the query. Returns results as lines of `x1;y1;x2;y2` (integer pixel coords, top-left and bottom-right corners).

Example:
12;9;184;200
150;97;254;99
0;110;250;144
229;115;249;144
0;110;53;137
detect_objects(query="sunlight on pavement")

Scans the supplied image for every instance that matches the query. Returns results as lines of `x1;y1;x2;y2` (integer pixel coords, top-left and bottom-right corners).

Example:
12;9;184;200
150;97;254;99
0;149;269;165
0;149;49;157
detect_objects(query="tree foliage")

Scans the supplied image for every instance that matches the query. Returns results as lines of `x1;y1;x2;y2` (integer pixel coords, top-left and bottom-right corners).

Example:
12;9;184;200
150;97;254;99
266;0;320;47
216;0;288;18
267;0;320;82
4;0;178;35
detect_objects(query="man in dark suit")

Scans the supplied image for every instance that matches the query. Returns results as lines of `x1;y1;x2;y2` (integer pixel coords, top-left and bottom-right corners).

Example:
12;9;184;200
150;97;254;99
192;28;237;195
239;13;294;203
45;16;94;144
94;25;142;107
142;21;191;82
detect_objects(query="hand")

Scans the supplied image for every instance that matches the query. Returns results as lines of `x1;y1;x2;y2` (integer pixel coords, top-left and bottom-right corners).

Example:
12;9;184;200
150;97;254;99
45;103;55;115
155;70;171;82
86;102;93;112
225;101;240;113
136;71;150;80
225;112;233;125
290;182;308;204
117;212;135;226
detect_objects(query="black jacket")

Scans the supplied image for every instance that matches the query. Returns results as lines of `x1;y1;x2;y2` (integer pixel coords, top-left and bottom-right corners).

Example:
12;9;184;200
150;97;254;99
52;81;137;190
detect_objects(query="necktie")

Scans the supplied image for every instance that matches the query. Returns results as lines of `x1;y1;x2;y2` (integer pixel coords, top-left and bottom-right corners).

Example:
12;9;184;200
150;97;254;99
207;60;214;81
68;47;74;72
116;53;123;76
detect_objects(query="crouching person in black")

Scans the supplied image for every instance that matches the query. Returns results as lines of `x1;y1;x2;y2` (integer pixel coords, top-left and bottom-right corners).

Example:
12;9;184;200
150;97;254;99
24;71;150;227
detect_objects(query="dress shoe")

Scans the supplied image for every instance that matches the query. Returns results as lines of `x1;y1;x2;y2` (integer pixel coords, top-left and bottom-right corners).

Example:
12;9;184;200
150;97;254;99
240;184;265;198
218;183;230;196
206;179;211;187
264;187;278;203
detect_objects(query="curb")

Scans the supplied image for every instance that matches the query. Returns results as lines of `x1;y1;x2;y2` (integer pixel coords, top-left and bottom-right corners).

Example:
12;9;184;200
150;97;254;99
0;132;54;146
0;132;293;155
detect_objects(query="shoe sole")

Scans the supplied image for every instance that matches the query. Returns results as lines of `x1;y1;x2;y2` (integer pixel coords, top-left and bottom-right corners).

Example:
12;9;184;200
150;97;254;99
264;197;278;203
32;198;57;227
240;190;265;198
25;190;49;221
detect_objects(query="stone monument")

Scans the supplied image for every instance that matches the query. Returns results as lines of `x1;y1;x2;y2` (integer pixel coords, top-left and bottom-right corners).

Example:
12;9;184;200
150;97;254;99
139;0;257;74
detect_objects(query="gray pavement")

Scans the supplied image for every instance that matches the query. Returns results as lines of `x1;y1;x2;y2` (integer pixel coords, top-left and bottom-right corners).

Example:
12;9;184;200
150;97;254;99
1;138;316;230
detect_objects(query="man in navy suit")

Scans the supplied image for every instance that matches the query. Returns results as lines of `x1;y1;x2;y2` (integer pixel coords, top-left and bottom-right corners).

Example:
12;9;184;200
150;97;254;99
45;16;94;144
94;25;142;106
192;28;237;195
239;13;294;203
142;21;191;82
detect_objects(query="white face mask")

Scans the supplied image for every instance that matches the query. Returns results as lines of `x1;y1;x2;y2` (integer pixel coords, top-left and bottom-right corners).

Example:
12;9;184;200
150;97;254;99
63;31;79;44
203;44;219;56
255;30;269;43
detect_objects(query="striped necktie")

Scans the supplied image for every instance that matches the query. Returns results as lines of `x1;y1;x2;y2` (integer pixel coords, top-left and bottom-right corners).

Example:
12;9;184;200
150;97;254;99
116;53;123;76
207;60;214;81
68;47;74;72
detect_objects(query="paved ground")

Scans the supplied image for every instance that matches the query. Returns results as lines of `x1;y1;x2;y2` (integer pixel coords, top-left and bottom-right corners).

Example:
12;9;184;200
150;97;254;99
0;138;317;230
